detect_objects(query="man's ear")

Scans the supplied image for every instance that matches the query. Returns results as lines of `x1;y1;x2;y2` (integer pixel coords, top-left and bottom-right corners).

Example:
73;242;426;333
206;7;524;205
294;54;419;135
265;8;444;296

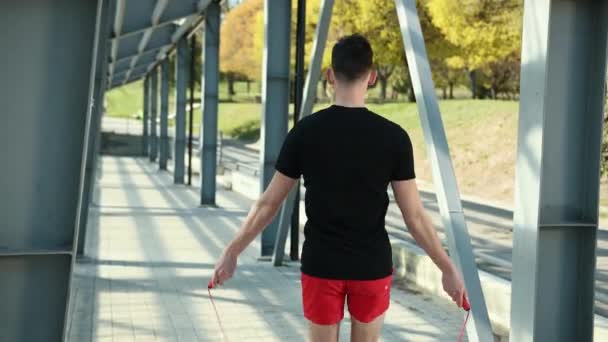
368;69;378;87
326;68;335;85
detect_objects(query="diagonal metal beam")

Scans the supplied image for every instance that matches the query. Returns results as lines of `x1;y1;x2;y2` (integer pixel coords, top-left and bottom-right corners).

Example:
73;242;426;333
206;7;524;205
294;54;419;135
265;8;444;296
111;47;168;75
394;1;493;341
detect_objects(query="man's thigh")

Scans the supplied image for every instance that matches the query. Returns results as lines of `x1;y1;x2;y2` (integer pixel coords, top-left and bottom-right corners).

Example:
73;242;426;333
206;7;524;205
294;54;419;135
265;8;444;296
350;313;386;342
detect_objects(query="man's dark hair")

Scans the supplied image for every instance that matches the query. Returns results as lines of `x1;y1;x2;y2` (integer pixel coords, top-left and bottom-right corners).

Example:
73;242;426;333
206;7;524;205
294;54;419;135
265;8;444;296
331;34;373;82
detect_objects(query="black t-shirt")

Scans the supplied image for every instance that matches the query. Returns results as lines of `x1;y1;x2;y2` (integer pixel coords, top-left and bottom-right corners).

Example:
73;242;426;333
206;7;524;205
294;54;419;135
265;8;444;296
275;104;416;280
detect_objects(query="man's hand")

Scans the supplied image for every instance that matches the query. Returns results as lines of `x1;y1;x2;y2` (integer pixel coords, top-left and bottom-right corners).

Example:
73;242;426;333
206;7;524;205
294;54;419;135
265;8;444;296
442;264;467;308
211;250;237;287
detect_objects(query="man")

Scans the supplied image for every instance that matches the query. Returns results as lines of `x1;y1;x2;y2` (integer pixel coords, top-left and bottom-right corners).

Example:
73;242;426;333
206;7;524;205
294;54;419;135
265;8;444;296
211;34;467;342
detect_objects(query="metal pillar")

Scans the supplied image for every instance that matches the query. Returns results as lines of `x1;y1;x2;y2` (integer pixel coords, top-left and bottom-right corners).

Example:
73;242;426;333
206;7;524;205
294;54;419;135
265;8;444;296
260;0;292;256
394;1;493;341
290;0;306;261
159;59;169;170
174;38;188;184
150;67;159;161
200;0;220;205
510;1;607;341
188;35;196;186
77;0;114;256
143;76;149;155
0;0;100;340
273;0;334;264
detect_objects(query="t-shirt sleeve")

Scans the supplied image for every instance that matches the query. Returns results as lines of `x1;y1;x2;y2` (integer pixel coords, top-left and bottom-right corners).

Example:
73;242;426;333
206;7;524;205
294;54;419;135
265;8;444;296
275;125;302;179
391;128;416;181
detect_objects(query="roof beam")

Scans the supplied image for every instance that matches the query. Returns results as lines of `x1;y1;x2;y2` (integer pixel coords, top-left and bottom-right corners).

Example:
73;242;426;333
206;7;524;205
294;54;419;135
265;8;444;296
111;46;168;74
115;25;174;61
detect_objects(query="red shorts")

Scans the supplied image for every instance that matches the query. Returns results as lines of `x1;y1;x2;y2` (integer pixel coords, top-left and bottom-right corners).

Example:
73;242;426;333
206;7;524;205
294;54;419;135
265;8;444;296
301;272;393;325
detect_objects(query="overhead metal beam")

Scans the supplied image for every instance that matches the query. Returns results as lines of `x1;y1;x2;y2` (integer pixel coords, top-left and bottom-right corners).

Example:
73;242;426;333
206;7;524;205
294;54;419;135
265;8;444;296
199;0;220;205
115;25;175;62
109;71;147;89
159;59;170;170
510;1;607;341
0;0;100;340
394;1;493;341
113;0;211;39
111;47;168;74
260;0;292;256
174;37;189;184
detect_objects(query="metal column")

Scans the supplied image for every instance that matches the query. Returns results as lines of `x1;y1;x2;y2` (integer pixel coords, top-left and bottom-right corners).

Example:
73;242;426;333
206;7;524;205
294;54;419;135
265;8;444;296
159;59;170;170
394;1;493;341
0;0;101;340
143;76;150;155
200;0;220;205
290;0;306;261
273;0;334;264
150;67;159;161
174;38;189;184
260;0;292;256
510;1;607;341
77;0;114;256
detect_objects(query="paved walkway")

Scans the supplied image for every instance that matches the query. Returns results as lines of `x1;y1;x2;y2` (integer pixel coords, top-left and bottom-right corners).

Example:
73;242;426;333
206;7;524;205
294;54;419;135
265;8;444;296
66;157;467;341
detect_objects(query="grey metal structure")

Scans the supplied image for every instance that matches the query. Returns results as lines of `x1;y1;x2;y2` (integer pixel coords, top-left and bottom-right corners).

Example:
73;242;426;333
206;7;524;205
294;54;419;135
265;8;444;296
273;0;335;265
107;0;212;89
510;1;607;341
174;37;189;184
395;1;493;341
159;59;170;170
78;0;115;256
200;0;221;205
143;76;150;155
259;0;292;256
0;0;102;340
150;67;159;161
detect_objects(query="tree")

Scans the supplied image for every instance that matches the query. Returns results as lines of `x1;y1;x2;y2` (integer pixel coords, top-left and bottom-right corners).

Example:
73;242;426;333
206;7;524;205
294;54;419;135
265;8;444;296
220;0;264;97
425;0;522;98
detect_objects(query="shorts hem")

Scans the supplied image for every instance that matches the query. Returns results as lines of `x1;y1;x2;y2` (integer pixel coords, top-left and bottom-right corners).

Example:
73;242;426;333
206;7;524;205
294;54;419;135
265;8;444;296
304;313;344;326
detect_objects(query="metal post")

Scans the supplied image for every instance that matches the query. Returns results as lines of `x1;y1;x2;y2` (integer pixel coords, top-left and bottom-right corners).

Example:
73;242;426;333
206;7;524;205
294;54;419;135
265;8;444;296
174;38;188;184
150;67;158;161
273;0;334;264
188;35;195;186
510;1;607;341
142;76;149;155
77;0;114;256
159;59;169;170
200;0;220;205
0;0;100;340
260;0;292;256
394;1;493;341
289;0;306;261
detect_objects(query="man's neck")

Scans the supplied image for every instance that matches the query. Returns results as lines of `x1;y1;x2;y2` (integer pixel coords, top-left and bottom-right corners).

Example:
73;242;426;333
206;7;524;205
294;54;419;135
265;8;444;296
334;89;366;108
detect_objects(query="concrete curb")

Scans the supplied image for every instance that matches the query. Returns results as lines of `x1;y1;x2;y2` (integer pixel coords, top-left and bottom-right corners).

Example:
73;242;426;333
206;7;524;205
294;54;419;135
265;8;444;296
391;239;608;340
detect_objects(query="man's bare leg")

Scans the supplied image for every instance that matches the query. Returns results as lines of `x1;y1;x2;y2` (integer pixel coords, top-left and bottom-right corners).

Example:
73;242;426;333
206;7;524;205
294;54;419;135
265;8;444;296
309;321;340;342
350;313;385;342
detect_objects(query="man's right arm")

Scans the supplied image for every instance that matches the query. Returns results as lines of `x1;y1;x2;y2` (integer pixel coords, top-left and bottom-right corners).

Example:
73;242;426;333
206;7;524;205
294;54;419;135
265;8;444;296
391;178;466;307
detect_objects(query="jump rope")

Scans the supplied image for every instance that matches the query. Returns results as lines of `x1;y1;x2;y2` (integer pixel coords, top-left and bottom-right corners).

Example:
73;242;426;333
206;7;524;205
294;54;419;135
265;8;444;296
208;280;471;342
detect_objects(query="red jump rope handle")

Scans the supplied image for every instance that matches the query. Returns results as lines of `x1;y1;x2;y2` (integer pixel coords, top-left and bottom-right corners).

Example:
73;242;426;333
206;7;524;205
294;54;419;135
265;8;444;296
208;280;214;289
463;297;470;311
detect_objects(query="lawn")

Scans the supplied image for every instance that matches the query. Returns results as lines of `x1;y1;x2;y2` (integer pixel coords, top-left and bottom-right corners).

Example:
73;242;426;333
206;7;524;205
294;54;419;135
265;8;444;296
105;81;607;220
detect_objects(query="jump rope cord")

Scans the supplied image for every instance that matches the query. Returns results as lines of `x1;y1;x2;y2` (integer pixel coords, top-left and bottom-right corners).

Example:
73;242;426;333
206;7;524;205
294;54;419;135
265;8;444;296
457;310;470;342
209;280;470;342
208;281;229;342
